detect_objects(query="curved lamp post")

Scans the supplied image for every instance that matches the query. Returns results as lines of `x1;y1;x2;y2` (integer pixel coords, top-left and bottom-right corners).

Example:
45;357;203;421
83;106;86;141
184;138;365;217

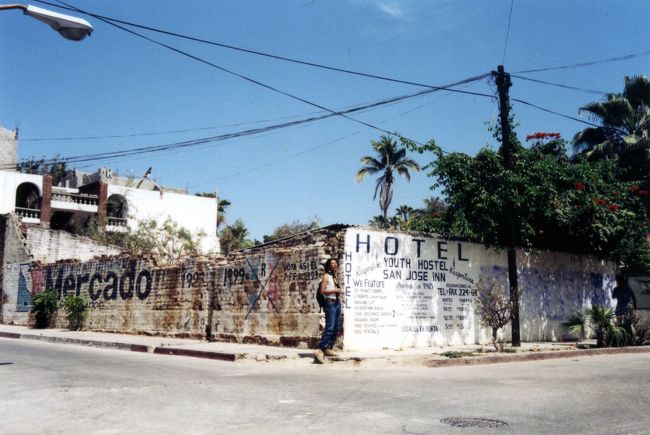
0;4;93;41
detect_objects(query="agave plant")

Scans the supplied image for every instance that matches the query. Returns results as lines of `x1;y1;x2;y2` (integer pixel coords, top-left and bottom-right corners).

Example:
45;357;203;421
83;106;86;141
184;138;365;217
561;310;588;341
562;304;633;348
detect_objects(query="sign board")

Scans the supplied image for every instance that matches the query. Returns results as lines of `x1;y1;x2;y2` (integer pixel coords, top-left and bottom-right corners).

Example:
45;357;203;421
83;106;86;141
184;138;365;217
343;228;482;350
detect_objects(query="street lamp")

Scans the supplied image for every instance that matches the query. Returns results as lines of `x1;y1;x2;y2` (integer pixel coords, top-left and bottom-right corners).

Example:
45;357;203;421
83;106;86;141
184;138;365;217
0;4;93;41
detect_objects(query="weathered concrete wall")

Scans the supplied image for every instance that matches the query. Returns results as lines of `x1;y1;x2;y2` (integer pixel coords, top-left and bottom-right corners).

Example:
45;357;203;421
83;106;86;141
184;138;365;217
2;256;211;337
0;127;17;173
211;226;347;346
343;228;615;350
1;226;348;344
629;276;650;309
0;225;624;349
106;184;219;254
25;227;122;263
1;215;31;266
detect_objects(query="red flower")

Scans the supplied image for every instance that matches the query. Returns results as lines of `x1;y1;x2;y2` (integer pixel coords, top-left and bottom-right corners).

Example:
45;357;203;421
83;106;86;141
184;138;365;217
607;204;620;211
639;190;648;196
595;198;607;206
629;185;640;191
573;182;585;191
525;132;562;141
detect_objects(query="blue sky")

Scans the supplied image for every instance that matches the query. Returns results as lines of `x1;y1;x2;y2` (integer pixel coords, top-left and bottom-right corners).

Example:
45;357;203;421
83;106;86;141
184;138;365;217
1;0;649;240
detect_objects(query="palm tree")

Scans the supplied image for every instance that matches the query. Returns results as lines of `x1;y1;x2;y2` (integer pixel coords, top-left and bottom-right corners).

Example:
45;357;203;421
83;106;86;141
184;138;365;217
395;205;415;221
394;205;415;230
368;214;397;230
356;135;420;219
217;199;231;230
219;219;251;254
573;75;650;162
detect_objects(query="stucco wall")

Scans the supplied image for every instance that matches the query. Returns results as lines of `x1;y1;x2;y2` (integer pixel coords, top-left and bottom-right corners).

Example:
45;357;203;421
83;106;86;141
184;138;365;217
25;227;122;263
0;226;622;349
1;215;31;266
342;228;616;349
0;172;43;215
106;185;218;254
210;226;346;345
2;256;211;337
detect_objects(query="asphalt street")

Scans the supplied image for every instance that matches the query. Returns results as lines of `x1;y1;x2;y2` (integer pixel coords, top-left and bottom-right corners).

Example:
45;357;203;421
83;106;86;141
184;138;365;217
1;338;649;434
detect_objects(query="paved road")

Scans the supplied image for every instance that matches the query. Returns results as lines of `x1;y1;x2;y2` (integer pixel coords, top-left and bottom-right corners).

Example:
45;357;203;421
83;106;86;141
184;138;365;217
1;338;649;434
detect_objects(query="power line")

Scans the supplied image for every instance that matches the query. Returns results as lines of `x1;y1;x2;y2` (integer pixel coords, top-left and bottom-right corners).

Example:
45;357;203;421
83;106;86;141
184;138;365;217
513;49;650;74
191;131;365;187
19;111;325;142
511;75;608;95
502;0;515;64
37;0;490;97
4;77;491;171
50;1;389;136
53;0;492;145
189;82;483;187
511;97;607;129
21;81;474;142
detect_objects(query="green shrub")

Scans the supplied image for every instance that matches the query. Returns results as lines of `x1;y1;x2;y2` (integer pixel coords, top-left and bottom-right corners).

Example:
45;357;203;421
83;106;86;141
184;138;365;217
61;294;88;330
440;351;477;359
562;304;634;347
31;290;58;329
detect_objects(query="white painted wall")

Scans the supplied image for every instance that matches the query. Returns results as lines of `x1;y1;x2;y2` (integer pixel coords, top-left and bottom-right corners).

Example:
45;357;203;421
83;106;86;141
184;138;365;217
107;185;219;253
0;172;43;214
25;227;122;263
343;228;616;350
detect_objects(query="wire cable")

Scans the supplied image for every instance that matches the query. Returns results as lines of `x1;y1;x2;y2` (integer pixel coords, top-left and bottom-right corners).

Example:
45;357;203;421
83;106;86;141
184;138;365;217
188;82;483;187
52;0;492;145
35;0;490;96
3;77;491;171
513;50;650;74
19;111;325;142
511;97;608;129
511;75;608;95
502;0;515;64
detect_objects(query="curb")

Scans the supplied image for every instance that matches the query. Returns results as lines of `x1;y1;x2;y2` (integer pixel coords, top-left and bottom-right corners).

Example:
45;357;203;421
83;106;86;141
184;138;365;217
3;331;649;367
427;346;650;367
152;347;239;362
1;331;151;353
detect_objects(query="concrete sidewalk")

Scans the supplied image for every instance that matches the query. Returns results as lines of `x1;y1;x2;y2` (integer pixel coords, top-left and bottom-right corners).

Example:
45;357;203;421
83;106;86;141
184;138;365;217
2;324;649;367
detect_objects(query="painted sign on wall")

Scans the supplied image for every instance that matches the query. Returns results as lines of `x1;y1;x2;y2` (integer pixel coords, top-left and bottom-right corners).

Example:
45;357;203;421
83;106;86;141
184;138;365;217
343;229;481;350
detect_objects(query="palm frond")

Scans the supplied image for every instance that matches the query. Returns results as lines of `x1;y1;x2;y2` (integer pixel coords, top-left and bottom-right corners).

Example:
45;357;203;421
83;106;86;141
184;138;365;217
623;75;650;109
561;310;588;340
572;127;607;153
356;166;379;183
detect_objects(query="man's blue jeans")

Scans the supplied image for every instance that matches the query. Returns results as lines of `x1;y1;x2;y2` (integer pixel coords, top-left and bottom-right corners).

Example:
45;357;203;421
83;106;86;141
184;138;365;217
319;300;341;351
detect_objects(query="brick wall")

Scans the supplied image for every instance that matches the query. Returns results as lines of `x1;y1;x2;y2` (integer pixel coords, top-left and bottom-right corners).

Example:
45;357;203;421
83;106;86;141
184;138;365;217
40;175;52;227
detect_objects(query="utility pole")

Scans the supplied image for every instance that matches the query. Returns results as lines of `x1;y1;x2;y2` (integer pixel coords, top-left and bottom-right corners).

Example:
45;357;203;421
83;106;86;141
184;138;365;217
494;65;521;347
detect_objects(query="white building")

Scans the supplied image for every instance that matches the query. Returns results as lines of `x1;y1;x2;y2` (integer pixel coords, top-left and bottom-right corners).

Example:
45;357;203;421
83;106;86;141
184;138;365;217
0;126;219;258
